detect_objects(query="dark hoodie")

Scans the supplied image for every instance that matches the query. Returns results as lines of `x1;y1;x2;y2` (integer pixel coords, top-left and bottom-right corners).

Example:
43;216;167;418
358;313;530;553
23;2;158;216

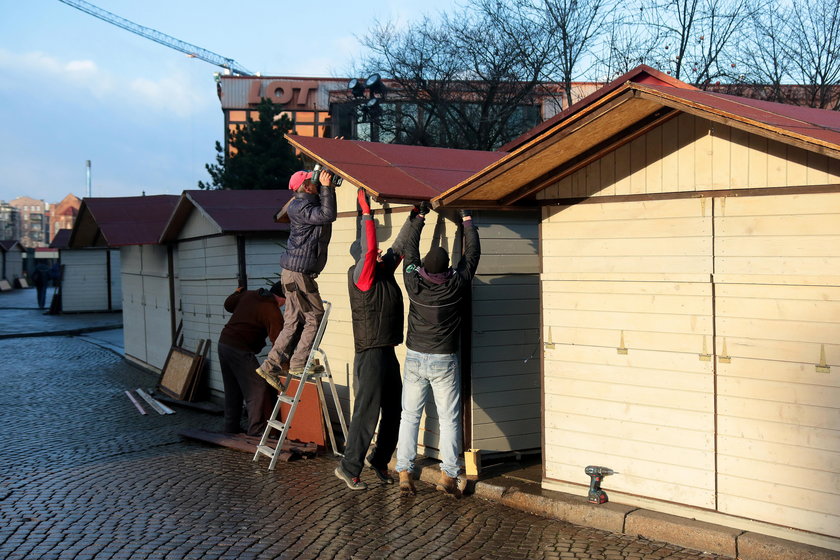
402;214;480;354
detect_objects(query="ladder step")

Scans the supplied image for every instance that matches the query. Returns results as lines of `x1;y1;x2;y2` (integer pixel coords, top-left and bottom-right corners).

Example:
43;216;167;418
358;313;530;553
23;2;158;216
267;419;285;430
256;445;275;458
278;395;294;404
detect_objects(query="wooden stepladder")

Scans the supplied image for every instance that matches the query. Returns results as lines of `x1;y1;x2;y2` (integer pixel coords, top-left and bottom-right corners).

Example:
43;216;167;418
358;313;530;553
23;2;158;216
253;300;348;470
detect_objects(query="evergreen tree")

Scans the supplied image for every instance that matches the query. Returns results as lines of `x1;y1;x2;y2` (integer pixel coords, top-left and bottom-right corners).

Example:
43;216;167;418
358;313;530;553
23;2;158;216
199;98;302;190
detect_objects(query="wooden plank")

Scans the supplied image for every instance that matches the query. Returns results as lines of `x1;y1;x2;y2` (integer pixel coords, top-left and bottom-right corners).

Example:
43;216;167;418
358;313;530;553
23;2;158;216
544;288;710;314
695;120;713;189
471;403;541;424
718;376;839;409
545;196;707;222
718;416;840;452
715;191;840;216
717;493;838;537
546;411;713;450
547;358;712;392
544;377;712;411
729;127;750;188
717;358;840;388
717;235;840;257
544;308;713;333
787;144;810;186
711;122;731;189
718;470;839;515
629;135;646;194
718;395;836;429
472;419;541;440
747;134;768;188
614;142;631;195
543;255;711;275
545;394;713;431
472;433;541;451
547;327;707;354
677;112;696;191
541;236;710;257
543;280;710;297
645;125;663;193
660;115;680;192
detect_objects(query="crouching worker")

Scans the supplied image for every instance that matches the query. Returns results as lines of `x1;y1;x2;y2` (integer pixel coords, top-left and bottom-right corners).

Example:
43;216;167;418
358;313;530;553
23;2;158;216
218;282;285;436
335;189;412;491
395;206;480;497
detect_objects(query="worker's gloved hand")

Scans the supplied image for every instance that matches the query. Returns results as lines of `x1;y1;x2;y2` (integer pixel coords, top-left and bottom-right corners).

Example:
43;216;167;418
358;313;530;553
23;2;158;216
418;201;431;216
357;189;371;215
458;209;472;220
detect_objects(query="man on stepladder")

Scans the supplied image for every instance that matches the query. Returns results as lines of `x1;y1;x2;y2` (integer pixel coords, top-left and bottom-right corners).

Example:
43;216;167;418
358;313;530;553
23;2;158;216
257;168;337;390
334;189;413;491
395;205;480;497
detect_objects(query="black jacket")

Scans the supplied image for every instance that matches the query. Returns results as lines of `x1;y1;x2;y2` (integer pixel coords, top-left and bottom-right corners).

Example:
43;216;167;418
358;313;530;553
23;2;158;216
403;215;480;354
279;186;337;274
347;262;404;352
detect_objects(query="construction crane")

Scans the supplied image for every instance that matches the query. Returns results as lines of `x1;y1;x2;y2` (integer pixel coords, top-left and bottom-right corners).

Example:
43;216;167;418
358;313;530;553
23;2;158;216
57;0;253;76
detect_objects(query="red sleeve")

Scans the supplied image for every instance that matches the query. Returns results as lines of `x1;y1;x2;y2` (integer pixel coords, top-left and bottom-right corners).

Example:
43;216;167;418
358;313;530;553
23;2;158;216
355;217;378;291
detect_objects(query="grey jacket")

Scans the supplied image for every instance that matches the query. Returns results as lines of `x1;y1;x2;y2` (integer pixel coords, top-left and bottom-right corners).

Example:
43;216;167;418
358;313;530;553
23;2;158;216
279;186;337;275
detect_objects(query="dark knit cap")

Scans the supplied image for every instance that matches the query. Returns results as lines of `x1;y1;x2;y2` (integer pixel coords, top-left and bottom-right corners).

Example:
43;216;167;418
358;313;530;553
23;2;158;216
423;247;450;274
269;281;285;298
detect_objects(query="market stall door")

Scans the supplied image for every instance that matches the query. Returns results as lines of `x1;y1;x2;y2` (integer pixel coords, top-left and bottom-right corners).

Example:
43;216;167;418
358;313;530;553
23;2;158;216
542;197;717;508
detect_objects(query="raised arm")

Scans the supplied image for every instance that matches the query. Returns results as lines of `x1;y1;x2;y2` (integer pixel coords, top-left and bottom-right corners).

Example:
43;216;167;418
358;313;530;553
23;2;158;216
403;202;430;272
456;210;481;279
353;189;379;291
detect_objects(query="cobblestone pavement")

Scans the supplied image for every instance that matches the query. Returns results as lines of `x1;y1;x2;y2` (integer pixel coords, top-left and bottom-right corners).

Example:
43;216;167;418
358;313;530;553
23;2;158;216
0;336;733;560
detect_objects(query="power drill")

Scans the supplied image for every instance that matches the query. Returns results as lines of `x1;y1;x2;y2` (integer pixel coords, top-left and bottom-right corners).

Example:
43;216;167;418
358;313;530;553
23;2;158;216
585;465;617;504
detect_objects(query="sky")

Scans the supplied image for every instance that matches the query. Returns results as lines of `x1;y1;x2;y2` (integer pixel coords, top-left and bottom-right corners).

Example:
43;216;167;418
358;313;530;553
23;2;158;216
0;0;454;204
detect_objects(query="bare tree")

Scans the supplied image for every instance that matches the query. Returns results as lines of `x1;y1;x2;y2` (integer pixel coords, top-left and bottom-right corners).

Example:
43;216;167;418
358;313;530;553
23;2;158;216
734;4;793;102
783;0;840;109
357;0;557;149
541;0;614;106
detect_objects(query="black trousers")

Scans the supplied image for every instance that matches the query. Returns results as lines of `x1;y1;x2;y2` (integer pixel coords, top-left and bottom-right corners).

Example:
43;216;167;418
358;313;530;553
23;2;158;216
218;342;274;436
340;346;403;478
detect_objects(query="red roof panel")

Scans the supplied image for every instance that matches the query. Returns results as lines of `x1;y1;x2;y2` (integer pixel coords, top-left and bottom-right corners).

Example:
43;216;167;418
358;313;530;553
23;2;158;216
183;189;294;232
288;135;506;201
82;195;179;246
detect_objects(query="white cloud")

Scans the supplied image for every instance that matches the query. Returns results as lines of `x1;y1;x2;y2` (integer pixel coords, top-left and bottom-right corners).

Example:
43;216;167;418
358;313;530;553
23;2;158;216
0;48;210;116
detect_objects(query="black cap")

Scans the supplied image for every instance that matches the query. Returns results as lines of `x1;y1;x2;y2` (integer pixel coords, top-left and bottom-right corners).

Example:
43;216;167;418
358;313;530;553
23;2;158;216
423;247;449;274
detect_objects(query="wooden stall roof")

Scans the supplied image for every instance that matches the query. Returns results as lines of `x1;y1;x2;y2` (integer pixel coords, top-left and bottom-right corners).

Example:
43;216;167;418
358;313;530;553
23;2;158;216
434;73;840;207
498;64;695;153
49;229;71;249
158;189;294;243
286;135;507;203
0;240;22;252
69;195;180;249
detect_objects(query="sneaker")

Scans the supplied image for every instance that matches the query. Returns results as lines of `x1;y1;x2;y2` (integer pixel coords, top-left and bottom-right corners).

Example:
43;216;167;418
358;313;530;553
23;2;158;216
368;463;394;484
334;467;367;490
398;471;416;495
255;366;288;392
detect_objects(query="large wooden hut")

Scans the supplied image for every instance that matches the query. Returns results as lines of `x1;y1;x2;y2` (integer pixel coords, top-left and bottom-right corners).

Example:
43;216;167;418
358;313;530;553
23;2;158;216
434;65;840;551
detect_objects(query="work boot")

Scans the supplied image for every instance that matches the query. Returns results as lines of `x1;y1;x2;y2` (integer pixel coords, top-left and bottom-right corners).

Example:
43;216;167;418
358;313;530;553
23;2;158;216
435;471;464;499
255;365;288;392
288;363;326;376
398;471;416;495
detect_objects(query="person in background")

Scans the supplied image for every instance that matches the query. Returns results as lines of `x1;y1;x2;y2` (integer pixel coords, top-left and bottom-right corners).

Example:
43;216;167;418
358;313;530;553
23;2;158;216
334;189;413;491
395;206;480;497
257;168;337;389
31;260;50;309
218;282;285;436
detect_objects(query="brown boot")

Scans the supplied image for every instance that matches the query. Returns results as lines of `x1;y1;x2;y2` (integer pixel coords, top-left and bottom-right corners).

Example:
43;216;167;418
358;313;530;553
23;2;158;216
398;471;416;495
435;471;463;498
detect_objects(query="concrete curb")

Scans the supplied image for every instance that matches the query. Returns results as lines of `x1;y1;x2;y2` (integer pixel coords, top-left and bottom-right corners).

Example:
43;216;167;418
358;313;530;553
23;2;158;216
411;462;840;560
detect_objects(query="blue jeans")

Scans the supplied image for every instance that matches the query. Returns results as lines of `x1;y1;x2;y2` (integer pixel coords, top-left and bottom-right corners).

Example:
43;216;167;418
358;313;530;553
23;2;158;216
396;349;462;478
